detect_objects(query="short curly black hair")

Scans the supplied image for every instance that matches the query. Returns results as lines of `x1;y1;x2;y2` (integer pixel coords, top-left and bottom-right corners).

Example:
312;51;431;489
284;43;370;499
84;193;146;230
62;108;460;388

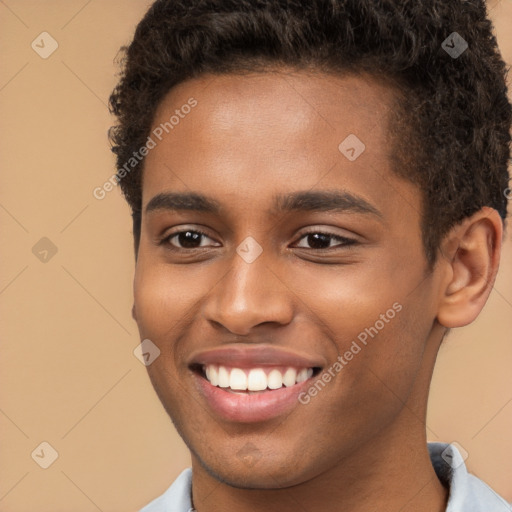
108;0;511;266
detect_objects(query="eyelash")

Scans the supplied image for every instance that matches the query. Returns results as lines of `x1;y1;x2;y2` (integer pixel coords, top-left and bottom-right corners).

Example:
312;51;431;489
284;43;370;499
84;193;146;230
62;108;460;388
159;228;357;251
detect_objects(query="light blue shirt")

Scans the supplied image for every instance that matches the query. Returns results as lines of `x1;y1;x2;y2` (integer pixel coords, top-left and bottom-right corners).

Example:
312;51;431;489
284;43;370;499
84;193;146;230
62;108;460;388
139;442;511;511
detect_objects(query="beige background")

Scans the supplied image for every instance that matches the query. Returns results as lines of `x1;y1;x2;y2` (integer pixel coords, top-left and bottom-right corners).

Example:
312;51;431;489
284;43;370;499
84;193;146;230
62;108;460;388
0;1;511;510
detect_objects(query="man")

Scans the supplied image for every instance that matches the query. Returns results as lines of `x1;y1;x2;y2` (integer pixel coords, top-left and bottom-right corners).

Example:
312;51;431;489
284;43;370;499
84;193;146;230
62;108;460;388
108;1;512;510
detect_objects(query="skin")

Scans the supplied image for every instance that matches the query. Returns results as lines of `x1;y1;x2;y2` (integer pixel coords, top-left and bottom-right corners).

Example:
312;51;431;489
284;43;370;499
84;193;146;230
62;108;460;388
132;68;502;512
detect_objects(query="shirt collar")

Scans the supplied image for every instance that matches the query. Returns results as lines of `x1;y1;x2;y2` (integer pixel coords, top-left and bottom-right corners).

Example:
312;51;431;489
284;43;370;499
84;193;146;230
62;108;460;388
428;442;510;511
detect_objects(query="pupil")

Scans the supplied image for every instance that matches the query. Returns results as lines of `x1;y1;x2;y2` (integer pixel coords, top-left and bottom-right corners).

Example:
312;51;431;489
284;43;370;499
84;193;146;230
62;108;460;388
308;233;330;249
179;231;201;248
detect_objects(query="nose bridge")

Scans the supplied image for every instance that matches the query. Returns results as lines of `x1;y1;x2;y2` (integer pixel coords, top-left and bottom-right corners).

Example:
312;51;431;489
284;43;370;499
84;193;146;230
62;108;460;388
203;239;293;334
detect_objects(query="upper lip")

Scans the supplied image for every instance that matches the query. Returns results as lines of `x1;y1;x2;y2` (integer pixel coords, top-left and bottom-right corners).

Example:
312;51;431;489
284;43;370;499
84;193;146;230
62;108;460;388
188;344;326;369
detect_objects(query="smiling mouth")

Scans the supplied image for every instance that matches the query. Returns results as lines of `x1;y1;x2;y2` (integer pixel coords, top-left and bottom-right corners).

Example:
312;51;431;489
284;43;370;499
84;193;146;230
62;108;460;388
191;364;322;394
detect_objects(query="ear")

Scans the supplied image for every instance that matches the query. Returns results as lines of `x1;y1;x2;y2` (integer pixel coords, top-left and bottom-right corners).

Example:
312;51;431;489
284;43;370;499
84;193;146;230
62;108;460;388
436;207;503;328
132;303;138;321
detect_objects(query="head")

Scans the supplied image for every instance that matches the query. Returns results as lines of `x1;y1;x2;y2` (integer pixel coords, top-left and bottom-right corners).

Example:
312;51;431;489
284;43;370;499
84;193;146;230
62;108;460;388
108;0;511;490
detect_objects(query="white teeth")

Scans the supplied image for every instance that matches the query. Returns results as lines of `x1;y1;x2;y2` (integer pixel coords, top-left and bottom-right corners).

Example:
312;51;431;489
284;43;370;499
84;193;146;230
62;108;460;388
283;368;297;387
218;366;230;388
208;365;219;386
203;365;315;391
296;368;309;383
247;369;267;391
267;369;284;389
229;368;247;390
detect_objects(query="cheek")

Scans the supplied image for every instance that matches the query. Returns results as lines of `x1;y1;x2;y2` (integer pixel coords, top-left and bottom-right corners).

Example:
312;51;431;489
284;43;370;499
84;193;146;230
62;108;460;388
133;260;198;337
303;267;427;409
291;262;402;346
133;261;223;381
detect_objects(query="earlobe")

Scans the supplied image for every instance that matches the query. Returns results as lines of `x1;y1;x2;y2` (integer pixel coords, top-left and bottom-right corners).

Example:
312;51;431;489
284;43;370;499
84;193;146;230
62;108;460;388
436;207;502;329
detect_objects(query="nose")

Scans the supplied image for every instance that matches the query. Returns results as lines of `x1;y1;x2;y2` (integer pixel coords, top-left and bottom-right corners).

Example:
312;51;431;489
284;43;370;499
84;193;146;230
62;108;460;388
202;247;294;336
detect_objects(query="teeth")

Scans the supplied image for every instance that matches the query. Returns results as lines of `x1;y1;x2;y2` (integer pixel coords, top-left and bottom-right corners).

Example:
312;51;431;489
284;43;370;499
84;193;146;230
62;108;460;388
229;368;247;390
218;366;230;388
206;365;218;386
296;368;311;383
203;365;315;391
267;369;284;389
247;369;267;391
283;368;297;387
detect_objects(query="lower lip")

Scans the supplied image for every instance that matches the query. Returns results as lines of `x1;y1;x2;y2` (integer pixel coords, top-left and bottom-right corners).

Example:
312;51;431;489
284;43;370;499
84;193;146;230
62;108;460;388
194;372;316;423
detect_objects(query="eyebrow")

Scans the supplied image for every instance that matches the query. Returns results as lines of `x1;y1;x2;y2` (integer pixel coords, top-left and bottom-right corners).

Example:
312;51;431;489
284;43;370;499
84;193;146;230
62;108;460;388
145;190;383;220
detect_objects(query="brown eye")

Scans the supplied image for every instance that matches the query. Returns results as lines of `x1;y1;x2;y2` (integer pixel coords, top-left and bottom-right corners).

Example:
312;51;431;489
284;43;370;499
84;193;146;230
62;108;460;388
295;231;357;250
161;229;220;250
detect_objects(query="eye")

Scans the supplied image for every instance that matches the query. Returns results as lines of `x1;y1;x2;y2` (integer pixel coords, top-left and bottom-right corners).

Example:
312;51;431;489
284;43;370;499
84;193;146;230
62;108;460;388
161;229;220;250
294;230;357;250
160;228;357;251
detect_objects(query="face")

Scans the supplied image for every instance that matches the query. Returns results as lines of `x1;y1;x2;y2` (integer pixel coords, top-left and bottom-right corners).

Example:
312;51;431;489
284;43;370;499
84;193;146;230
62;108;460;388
133;69;443;488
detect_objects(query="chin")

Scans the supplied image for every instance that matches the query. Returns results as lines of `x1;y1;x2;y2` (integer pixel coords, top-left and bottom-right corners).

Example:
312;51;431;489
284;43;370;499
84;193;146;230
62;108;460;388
197;450;316;490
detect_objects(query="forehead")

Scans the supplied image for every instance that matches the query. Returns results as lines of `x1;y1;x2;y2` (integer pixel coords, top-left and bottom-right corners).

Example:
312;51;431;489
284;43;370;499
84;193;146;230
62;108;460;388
141;69;418;225
149;69;396;154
